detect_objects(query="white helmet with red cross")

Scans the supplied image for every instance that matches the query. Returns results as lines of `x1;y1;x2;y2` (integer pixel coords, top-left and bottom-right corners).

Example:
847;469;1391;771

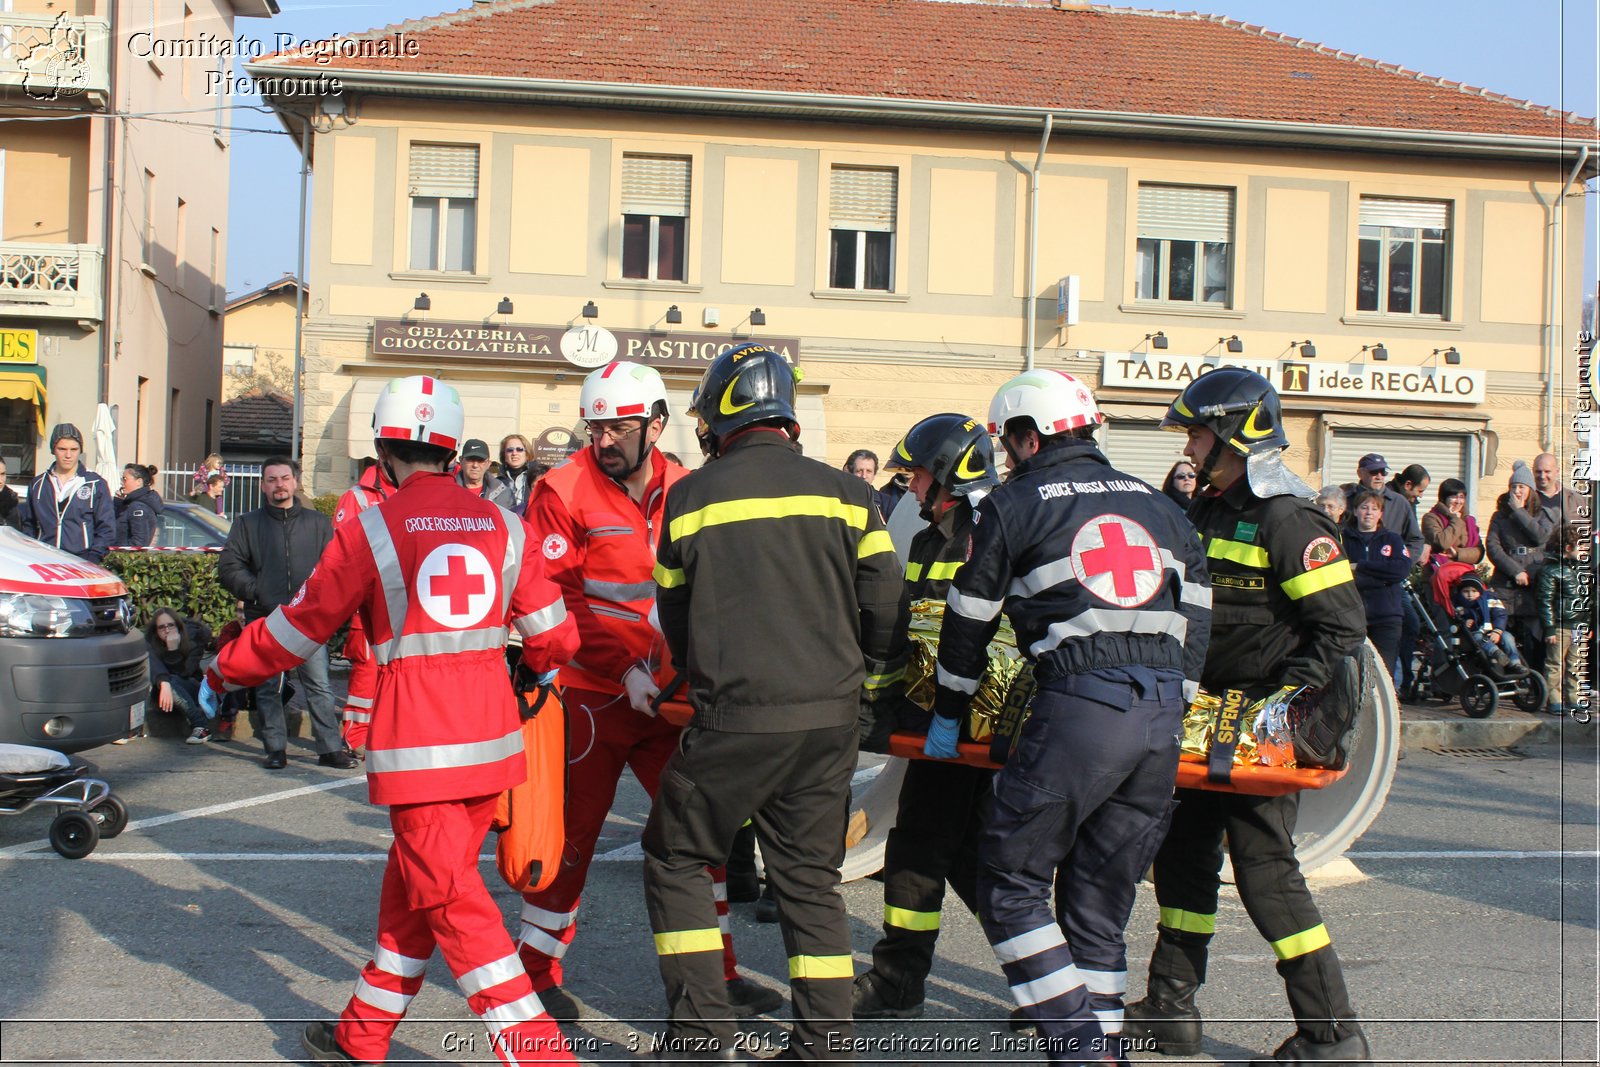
987;369;1103;437
580;361;669;423
372;375;464;452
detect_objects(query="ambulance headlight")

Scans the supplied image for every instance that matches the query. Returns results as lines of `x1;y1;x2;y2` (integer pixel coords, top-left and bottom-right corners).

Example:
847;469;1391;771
0;593;97;638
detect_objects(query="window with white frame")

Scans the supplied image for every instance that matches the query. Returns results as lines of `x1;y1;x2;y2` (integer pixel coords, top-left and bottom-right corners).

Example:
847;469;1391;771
828;166;896;291
1134;184;1234;305
621;154;689;282
408;143;478;273
1356;197;1449;317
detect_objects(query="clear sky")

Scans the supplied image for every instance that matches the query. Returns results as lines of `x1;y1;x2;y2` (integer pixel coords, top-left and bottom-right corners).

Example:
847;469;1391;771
222;0;1600;299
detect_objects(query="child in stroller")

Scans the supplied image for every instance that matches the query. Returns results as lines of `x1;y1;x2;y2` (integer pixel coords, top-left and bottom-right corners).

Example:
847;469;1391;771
1449;573;1523;673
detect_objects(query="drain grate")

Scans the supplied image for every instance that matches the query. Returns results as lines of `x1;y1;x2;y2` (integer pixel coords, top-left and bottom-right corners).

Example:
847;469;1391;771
1424;746;1524;760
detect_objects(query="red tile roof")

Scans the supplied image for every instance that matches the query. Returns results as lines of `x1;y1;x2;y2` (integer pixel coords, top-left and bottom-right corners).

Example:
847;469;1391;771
221;388;293;449
258;0;1594;140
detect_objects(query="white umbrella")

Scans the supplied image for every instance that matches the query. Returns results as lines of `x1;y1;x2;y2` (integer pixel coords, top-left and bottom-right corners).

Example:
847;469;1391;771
91;402;117;483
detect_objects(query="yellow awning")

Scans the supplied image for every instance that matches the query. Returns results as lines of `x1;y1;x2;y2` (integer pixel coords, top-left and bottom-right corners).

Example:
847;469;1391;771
0;367;47;434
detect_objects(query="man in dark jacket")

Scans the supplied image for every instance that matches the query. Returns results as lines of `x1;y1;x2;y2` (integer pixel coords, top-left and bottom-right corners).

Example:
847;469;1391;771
19;423;115;562
217;456;351;770
645;343;908;1062
1340;453;1424;562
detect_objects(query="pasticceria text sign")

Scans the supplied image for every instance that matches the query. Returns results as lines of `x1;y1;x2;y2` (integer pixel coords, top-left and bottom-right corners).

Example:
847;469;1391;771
372;320;800;369
1099;353;1485;405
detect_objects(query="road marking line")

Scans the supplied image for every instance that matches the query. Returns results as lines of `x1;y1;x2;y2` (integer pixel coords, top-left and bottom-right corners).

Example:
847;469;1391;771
1349;850;1598;860
0;775;367;857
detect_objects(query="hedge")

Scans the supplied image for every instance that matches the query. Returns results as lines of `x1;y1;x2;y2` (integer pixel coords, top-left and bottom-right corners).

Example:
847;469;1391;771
102;551;237;633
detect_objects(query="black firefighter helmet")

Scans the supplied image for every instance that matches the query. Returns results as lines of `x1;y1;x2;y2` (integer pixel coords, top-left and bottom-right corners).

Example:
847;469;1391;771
687;342;801;456
1159;367;1287;456
884;413;999;522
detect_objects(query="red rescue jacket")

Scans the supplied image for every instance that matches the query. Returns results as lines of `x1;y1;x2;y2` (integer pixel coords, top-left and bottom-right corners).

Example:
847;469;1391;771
527;448;684;695
216;471;578;805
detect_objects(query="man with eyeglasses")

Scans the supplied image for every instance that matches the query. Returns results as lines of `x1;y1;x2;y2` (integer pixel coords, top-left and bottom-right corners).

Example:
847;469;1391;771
517;360;781;1024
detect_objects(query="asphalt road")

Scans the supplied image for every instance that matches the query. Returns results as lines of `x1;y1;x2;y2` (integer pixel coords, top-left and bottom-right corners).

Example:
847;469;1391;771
0;733;1594;1066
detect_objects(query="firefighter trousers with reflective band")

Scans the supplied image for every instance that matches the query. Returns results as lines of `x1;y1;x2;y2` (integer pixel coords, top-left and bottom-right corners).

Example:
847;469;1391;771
977;674;1184;1066
1147;787;1360;1045
518;687;738;991
643;724;857;1061
336;794;574;1065
869;759;993;1006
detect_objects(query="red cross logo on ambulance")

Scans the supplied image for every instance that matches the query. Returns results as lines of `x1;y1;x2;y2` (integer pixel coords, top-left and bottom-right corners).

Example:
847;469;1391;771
1070;516;1164;608
417;544;496;628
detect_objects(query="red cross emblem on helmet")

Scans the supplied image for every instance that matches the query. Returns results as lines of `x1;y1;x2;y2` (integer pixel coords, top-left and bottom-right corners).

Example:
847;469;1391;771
1070;516;1164;608
414;403;435;422
592;398;607;415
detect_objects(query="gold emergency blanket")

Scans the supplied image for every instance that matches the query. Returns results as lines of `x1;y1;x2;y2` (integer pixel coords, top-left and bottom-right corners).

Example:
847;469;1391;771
902;600;1027;742
1181;689;1296;769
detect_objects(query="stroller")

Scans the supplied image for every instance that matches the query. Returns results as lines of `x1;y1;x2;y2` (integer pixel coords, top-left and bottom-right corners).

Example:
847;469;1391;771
0;744;128;858
1402;560;1547;719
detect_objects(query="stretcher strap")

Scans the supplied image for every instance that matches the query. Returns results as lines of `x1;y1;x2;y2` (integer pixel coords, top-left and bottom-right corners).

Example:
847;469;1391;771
1206;688;1248;784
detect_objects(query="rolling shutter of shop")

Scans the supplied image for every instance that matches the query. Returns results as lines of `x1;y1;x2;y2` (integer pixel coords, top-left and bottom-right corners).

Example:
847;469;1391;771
1137;184;1234;243
1101;419;1190;489
1326;430;1469;502
408;144;479;199
829;167;898;232
622;155;691;218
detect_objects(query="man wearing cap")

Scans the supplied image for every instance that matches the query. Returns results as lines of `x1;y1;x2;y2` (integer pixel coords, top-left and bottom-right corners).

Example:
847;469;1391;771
20;423;115;563
455;438;516;510
1341;454;1424;564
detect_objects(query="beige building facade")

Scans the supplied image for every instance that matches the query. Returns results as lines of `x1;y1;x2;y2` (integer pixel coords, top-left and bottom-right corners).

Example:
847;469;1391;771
222;274;301;401
0;0;274;478
248;0;1596;523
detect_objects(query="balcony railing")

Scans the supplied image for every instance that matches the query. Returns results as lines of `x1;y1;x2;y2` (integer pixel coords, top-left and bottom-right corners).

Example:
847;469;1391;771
0;13;111;105
0;243;104;321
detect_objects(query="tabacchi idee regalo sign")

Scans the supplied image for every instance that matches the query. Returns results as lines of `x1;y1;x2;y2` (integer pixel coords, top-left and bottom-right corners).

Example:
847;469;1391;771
1099;354;1485;405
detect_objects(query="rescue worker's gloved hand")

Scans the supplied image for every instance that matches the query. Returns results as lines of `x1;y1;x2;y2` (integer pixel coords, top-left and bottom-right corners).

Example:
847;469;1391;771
624;663;661;716
198;677;221;721
856;688;899;755
923;714;961;760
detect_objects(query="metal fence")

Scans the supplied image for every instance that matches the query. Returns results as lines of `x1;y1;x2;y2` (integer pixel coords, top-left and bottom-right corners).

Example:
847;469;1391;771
161;464;263;522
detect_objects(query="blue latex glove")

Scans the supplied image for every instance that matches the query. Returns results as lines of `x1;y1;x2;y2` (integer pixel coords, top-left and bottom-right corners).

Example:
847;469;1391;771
198;678;221;721
923;714;961;760
536;669;559;688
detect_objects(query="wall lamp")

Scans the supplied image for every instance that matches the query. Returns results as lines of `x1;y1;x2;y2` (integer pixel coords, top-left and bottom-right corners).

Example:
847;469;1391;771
1291;339;1317;359
582;301;599;319
1431;346;1462;366
412;292;430;312
1143;331;1169;351
749;307;766;327
1219;334;1244;354
1360;342;1389;362
496;297;514;317
665;304;683;325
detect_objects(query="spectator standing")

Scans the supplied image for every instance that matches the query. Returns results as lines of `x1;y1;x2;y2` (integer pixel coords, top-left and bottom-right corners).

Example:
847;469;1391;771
144;607;215;744
453;438;515;509
875;471;910;521
496;433;540;514
1343;490;1412;681
1533;452;1586;530
1386;462;1431;697
190;453;226;498
216;457;352;770
1537;523;1589;716
844;448;879;482
115;463;164;547
188;472;227;516
0;458;21;529
1341;454;1425;562
1421;478;1483;569
1163;460;1198;509
1313;485;1346;528
1487;460;1554;670
19;423;114;563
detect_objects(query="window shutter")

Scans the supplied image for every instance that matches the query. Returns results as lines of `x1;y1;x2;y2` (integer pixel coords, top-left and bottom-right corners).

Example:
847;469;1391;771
830;166;897;233
1360;198;1450;231
1137;184;1234;243
622;155;691;217
408;144;479;200
1327;430;1470;501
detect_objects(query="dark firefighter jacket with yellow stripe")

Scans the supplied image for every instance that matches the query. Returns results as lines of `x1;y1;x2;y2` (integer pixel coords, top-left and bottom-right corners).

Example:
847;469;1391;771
933;439;1211;721
905;499;977;602
1190;476;1366;693
654;429;910;733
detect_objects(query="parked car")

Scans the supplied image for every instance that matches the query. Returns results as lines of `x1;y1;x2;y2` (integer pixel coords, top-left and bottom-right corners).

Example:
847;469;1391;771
0;527;147;752
109;499;231;552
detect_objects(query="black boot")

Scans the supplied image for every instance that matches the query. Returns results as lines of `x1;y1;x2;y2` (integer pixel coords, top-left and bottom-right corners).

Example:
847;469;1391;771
851;971;923;1019
1250;1028;1370;1064
1123;974;1202;1056
725;823;760;902
755;883;780;924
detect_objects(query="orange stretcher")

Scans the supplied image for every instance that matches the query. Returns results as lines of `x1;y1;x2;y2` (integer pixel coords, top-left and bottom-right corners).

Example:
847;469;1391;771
884;731;1346;796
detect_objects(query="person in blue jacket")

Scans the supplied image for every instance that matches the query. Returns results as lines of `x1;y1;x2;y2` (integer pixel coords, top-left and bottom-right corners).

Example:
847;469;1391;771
1452;573;1524;671
1341;489;1411;682
20;423;115;563
115;463;165;548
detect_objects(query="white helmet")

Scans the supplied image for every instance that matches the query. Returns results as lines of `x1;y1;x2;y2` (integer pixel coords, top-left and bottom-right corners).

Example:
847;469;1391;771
372;375;465;452
580;361;668;422
987;369;1102;437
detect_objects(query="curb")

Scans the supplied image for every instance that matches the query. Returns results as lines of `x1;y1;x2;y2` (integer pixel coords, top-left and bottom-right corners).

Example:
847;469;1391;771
1399;708;1596;751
